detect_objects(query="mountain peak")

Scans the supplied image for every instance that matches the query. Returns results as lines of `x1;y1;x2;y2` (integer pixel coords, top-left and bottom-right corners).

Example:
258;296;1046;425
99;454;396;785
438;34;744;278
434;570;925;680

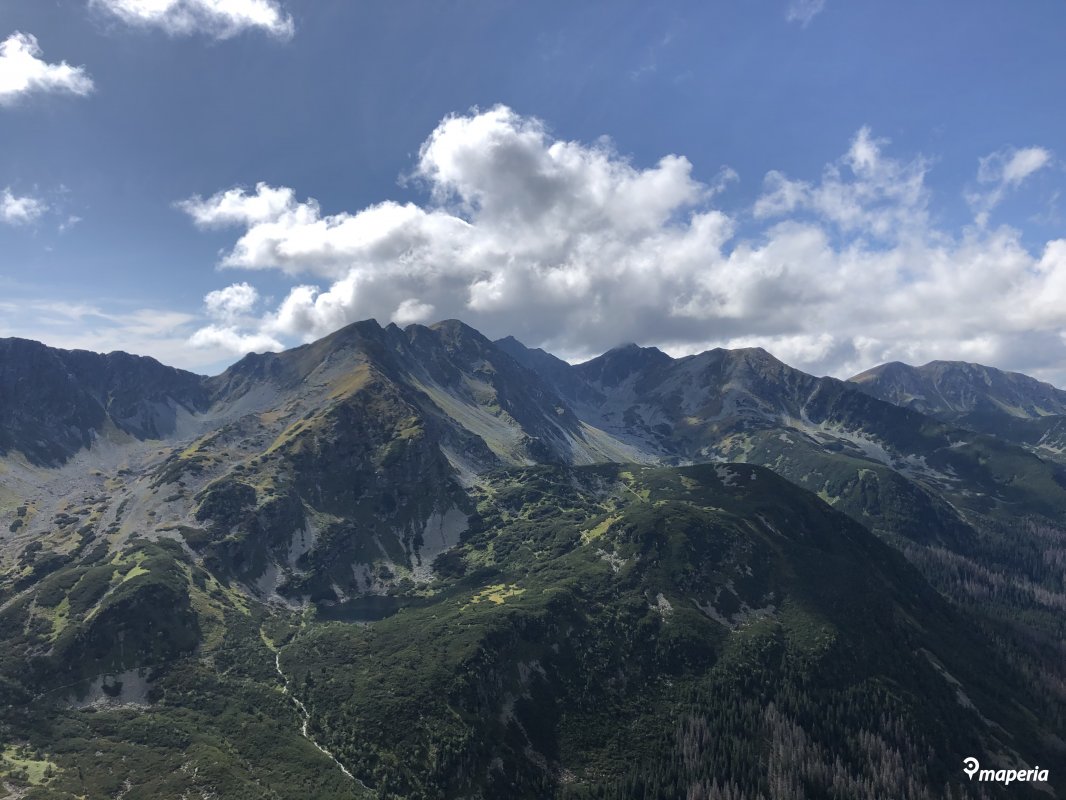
426;318;493;346
321;317;386;344
848;358;1066;420
494;334;530;352
721;345;781;365
576;342;674;388
429;318;479;333
606;341;668;357
850;360;910;383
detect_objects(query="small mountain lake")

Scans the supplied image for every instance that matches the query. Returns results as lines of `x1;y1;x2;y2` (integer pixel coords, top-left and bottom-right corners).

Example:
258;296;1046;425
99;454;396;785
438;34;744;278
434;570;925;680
315;595;402;622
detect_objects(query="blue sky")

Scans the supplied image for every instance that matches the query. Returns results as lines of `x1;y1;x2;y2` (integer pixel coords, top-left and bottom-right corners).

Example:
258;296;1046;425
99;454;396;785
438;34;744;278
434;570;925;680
1;0;1065;381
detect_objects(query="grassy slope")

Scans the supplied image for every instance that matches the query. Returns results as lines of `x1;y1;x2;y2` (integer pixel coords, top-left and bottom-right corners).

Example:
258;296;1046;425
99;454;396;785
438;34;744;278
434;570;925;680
0;464;1061;798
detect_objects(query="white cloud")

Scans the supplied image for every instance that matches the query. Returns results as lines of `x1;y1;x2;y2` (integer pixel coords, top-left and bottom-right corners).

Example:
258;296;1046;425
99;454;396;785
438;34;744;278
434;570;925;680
969;146;1053;226
980;146;1052;187
0;32;94;106
59;215;83;233
204;281;260;320
181;105;724;356
181;106;1066;384
786;0;826;26
188;324;282;353
754;127;930;240
180;183;297;228
392;298;436;326
0;188;47;225
90;0;294;40
189;281;283;354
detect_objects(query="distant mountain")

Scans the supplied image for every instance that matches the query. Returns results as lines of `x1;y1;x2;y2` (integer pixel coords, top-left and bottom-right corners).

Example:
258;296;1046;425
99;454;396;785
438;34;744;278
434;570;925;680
501;335;1066;650
0;337;208;466
849;359;1066;419
850;359;1066;460
2;322;1065;798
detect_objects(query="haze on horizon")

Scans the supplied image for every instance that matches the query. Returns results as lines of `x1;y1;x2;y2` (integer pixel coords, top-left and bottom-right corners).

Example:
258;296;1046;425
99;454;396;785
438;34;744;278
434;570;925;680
2;0;1065;384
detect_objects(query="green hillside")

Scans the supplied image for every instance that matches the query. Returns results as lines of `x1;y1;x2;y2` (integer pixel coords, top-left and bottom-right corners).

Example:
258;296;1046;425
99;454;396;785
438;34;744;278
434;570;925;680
2;465;1061;798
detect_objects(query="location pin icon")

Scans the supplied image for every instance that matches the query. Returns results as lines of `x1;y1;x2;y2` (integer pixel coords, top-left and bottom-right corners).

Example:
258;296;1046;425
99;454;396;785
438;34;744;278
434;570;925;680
963;757;979;780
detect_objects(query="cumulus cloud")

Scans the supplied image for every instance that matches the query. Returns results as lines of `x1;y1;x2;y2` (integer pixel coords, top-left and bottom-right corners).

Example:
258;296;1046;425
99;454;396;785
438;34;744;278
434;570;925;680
204;281;260;320
0;32;94;106
188;324;282;353
90;0;294;40
968;146;1053;227
393;298;436;326
1;188;47;225
786;0;826;26
181;183;298;228
182;105;1066;384
193;281;283;352
181;105;725;354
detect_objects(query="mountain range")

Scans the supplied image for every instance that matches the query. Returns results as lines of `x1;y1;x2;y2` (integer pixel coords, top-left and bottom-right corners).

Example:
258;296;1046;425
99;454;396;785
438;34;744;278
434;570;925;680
0;320;1063;799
